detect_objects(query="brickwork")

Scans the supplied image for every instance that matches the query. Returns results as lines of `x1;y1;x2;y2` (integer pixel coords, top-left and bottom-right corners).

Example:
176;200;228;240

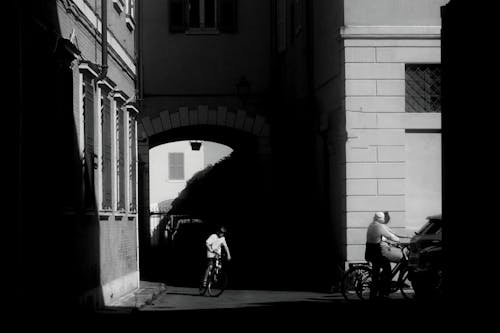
58;1;136;96
100;216;138;285
140;106;269;138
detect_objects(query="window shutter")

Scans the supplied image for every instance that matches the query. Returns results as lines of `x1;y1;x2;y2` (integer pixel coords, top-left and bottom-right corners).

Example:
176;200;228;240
129;117;137;211
101;93;112;210
83;77;95;183
117;106;126;210
219;0;237;33
169;153;185;180
83;76;96;209
170;0;187;32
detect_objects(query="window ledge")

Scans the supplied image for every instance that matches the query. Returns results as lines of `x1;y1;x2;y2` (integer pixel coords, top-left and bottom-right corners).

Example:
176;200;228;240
185;28;220;35
126;15;135;31
113;0;124;14
167;179;186;183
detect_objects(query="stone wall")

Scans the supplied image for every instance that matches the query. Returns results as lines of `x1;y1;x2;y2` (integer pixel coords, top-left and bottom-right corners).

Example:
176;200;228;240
343;26;442;262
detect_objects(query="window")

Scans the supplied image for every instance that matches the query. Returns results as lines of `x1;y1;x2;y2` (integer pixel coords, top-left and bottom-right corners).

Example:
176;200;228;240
82;75;96;209
113;0;125;13
101;89;113;210
169;153;185;180
116;104;126;210
169;0;237;33
406;64;442;113
126;0;135;19
126;0;135;30
129;115;137;212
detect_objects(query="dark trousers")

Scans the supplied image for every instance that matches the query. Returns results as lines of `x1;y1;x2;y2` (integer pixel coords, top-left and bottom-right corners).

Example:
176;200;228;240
202;258;216;284
365;243;392;299
370;259;392;298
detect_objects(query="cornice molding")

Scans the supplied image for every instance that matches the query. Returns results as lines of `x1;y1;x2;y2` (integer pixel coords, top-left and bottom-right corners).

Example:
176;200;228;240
65;0;137;77
125;103;140;114
340;25;441;39
79;60;100;77
97;77;117;91
112;89;129;103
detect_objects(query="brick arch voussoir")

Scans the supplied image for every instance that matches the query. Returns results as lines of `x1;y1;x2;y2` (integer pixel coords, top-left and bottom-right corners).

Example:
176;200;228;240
137;105;269;141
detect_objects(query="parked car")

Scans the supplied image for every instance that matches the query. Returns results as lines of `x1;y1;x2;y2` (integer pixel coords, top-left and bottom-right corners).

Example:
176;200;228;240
408;214;443;299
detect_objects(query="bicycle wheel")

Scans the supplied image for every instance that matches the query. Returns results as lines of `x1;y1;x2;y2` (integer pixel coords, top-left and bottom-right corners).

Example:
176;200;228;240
199;280;208;296
199;271;209;295
208;268;227;297
398;268;415;299
341;266;372;301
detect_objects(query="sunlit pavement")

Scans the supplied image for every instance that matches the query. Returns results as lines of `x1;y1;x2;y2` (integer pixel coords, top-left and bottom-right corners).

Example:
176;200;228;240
91;286;449;329
142;286;348;311
143;285;422;311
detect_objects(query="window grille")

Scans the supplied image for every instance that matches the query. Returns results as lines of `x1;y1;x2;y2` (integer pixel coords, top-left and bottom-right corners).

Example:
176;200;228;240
405;64;441;113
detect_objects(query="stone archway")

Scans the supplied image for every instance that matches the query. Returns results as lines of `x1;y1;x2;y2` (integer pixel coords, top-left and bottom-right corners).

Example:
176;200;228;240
135;105;271;281
138;105;270;156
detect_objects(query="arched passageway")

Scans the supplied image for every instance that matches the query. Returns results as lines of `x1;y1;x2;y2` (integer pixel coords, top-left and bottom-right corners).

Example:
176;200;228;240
136;103;340;292
137;107;279;289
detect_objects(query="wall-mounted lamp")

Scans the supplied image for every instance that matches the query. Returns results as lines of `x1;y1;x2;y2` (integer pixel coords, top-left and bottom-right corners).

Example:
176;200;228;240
236;75;251;106
190;140;202;151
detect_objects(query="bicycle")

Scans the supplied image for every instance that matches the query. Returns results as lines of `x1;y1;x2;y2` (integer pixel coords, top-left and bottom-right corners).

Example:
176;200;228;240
199;254;228;297
341;242;414;300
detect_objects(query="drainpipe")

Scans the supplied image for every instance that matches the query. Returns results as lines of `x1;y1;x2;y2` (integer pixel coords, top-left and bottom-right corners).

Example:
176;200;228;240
100;0;108;79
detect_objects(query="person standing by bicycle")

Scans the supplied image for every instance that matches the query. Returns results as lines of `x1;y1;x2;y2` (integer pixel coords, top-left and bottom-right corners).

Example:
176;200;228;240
365;211;401;299
201;226;232;288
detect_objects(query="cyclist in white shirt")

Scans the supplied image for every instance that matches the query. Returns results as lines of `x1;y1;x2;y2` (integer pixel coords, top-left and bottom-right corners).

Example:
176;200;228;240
202;226;232;287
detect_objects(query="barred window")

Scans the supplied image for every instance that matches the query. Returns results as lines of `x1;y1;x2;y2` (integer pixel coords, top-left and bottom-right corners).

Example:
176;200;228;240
169;153;185;180
405;64;442;113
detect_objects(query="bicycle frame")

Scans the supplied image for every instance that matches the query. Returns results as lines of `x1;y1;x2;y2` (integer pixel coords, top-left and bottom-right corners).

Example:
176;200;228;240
359;245;410;281
341;243;414;300
210;257;222;279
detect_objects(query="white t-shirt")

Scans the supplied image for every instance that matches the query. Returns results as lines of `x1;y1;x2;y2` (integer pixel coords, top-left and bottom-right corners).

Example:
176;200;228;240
206;234;227;258
366;221;400;244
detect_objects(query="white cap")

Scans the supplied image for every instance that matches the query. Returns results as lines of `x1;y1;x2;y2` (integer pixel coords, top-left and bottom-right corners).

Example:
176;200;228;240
374;212;385;221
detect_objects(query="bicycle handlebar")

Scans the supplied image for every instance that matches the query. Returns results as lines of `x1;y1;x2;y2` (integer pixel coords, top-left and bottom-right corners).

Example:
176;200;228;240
383;241;410;249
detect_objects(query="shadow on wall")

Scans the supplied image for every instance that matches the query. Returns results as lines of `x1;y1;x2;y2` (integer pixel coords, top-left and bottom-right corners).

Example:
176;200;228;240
12;0;104;316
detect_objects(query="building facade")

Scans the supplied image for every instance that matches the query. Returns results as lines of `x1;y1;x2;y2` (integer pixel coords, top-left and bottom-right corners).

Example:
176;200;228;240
66;0;141;307
274;0;446;269
13;0;141;311
150;141;233;207
138;0;283;288
327;0;445;264
137;0;447;289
